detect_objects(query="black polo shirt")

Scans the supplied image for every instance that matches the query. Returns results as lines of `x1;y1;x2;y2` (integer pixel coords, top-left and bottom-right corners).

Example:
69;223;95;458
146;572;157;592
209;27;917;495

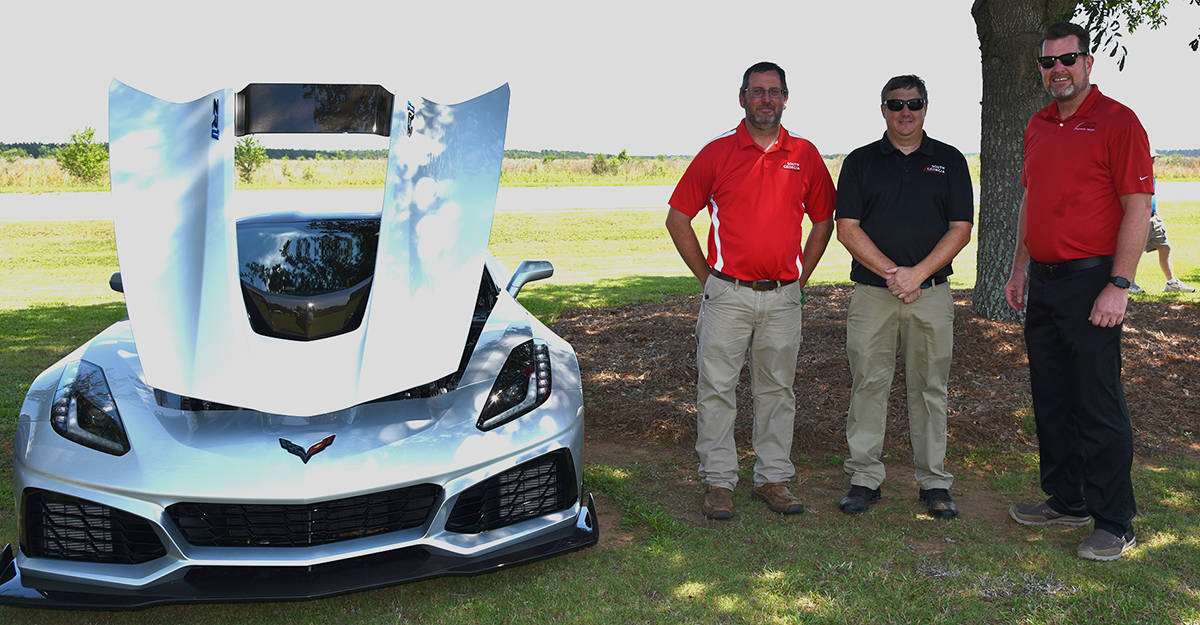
835;132;974;287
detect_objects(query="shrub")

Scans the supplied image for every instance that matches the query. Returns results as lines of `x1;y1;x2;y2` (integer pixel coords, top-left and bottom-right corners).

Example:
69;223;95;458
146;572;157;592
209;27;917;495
235;136;268;183
2;147;31;163
590;154;609;175
54;127;109;184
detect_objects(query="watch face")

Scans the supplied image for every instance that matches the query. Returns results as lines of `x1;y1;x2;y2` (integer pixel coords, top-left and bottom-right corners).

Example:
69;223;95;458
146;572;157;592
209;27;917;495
1110;277;1131;289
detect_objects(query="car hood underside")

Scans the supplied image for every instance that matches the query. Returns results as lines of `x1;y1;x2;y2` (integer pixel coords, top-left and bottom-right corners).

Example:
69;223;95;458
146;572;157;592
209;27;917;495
107;81;510;416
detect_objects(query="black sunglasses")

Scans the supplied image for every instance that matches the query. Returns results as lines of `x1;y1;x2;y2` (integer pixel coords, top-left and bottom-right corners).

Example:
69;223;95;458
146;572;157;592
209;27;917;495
884;98;926;112
1036;52;1088;69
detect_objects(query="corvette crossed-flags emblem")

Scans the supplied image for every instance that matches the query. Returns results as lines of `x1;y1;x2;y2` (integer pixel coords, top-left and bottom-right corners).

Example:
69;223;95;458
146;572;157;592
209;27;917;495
279;435;336;464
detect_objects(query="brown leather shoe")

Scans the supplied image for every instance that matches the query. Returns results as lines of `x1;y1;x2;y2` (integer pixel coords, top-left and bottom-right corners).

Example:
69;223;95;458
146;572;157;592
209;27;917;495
753;482;804;515
702;486;733;520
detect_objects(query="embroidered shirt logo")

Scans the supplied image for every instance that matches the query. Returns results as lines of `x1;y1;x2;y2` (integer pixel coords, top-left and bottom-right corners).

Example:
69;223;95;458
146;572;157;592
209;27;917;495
924;164;946;175
781;161;802;171
1074;121;1097;132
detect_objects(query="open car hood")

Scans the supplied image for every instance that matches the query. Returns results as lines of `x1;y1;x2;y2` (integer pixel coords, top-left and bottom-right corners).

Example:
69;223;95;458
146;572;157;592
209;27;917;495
108;80;509;416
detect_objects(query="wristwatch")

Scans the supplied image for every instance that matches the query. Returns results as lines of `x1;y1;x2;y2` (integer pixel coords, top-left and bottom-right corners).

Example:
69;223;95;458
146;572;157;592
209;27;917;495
1109;276;1131;289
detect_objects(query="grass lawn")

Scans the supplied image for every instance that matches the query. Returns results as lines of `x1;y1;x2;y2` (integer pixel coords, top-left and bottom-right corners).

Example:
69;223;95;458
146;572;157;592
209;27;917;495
0;207;1197;623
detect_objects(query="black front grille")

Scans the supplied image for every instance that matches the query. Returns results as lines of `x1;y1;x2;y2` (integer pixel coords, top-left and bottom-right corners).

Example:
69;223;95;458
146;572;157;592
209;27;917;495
22;489;167;564
446;449;577;534
166;484;442;547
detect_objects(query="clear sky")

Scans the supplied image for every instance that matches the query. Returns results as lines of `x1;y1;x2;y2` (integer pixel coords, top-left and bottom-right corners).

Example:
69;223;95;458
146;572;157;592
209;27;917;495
5;0;1199;155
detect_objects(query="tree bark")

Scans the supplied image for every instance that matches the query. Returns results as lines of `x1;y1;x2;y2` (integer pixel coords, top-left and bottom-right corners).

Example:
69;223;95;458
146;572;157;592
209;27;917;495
971;0;1077;321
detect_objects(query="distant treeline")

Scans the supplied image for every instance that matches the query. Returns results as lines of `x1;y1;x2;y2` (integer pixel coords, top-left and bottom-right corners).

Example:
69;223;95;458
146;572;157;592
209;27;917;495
1;142;65;158
264;148;384;160
0;142;682;160
4;141;1199;160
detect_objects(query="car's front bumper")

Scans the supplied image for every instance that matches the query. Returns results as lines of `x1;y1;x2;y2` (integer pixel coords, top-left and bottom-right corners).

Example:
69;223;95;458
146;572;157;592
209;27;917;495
0;494;596;608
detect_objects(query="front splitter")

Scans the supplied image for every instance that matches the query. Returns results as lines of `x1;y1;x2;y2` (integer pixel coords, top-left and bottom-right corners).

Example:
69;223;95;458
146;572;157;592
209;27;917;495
0;494;598;609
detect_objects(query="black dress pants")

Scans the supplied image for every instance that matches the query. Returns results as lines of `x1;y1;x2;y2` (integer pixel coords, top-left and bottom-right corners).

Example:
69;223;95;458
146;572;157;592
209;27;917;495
1024;261;1136;536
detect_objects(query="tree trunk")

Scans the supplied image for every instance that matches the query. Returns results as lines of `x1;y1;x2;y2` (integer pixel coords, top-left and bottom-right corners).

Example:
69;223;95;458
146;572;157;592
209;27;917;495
970;0;1076;321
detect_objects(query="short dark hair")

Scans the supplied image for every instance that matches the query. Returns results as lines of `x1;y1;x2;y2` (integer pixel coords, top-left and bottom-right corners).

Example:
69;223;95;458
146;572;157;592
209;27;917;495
741;62;788;95
1042;21;1090;53
880;75;927;103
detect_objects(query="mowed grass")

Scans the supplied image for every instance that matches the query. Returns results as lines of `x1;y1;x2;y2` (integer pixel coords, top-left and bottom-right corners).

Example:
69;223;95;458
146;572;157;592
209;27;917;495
0;209;1198;623
1132;201;1200;293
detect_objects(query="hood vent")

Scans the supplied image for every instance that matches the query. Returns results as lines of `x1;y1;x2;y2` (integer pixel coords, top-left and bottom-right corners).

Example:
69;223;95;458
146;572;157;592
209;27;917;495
237;215;379;341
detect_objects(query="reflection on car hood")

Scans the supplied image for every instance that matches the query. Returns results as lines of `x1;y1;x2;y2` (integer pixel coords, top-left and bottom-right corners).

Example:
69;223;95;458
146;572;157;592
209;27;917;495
108;80;510;416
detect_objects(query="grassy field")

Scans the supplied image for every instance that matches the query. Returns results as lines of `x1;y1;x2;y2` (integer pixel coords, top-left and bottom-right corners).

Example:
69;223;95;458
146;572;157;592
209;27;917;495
5;154;1200;193
0;209;1198;623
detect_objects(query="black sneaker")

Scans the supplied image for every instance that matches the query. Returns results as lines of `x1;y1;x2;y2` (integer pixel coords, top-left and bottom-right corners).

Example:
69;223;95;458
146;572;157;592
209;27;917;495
919;488;958;519
839;485;881;514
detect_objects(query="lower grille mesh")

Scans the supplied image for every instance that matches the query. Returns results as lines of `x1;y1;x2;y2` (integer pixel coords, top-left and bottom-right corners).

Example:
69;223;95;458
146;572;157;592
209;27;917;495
167;484;441;547
446;449;577;534
23;489;167;564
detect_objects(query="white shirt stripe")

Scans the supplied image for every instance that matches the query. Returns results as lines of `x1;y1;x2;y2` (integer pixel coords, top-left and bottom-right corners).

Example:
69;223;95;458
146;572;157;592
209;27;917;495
710;196;724;272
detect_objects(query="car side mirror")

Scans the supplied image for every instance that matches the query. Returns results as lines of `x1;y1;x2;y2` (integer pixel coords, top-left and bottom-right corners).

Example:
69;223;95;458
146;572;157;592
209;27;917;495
109;272;123;293
506;260;553;298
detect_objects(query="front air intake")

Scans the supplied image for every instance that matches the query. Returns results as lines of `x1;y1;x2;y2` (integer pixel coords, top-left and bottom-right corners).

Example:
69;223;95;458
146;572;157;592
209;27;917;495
22;489;166;564
445;450;577;534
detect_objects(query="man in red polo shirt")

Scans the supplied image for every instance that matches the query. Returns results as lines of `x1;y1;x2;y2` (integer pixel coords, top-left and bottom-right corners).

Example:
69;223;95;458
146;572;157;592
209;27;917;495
666;61;835;520
1004;21;1154;561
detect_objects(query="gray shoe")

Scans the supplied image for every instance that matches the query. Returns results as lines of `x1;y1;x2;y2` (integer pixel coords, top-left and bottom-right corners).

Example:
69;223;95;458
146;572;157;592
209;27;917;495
1129;282;1144;294
1009;501;1092;526
1077;528;1137;561
1165;279;1195;293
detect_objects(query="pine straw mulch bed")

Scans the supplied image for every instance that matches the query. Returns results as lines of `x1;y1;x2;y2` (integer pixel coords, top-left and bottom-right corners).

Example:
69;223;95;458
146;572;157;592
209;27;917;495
551;285;1199;460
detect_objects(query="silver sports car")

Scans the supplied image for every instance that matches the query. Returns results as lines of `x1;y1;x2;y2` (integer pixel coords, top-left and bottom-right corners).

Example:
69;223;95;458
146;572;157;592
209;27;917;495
0;82;596;608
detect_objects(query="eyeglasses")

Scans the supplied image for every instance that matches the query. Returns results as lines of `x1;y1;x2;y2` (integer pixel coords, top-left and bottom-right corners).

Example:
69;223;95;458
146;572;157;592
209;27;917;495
744;87;787;100
1036;52;1088;69
884;98;926;112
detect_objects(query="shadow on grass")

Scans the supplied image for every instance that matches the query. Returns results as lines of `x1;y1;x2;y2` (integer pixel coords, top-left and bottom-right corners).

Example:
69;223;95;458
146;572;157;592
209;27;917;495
517;275;699;322
0;297;1194;621
0;301;128;419
578;451;1200;624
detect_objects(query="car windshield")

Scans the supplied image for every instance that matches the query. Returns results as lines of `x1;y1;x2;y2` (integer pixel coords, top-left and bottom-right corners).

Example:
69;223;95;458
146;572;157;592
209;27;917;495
237;216;380;296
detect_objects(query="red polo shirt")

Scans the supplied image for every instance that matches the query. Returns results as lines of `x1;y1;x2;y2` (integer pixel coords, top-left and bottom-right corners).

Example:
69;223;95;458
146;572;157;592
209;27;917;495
1022;85;1154;263
669;120;835;281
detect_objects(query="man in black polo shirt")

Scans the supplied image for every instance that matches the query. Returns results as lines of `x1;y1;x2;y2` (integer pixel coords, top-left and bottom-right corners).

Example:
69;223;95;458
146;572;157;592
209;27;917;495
834;75;974;518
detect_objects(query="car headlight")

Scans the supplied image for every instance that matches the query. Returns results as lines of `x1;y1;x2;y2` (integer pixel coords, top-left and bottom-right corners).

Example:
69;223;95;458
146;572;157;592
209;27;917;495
50;360;130;455
477;340;551;431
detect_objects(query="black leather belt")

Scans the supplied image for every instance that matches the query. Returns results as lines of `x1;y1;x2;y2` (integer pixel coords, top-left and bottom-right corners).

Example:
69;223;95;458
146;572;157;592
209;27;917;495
1030;255;1112;278
709;268;796;291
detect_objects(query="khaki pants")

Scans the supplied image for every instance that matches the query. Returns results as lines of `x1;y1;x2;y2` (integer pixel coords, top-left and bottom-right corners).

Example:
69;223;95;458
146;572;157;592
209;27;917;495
844;282;954;490
695;275;804;490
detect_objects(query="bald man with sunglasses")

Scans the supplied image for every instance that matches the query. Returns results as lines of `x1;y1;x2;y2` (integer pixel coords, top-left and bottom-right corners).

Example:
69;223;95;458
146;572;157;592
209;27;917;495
834;74;973;520
1004;21;1153;562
